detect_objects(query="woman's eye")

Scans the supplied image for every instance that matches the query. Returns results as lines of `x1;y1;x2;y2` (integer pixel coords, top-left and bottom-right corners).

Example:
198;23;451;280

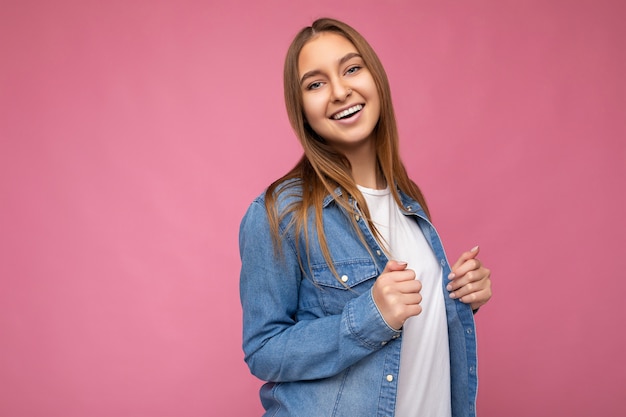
345;66;361;75
307;81;323;90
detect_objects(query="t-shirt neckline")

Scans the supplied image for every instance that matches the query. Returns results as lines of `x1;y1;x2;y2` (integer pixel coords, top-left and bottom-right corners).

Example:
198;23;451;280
356;184;391;196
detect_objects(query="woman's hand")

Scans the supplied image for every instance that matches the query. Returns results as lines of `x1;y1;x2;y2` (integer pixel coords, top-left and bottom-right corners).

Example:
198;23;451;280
372;260;422;330
447;246;492;311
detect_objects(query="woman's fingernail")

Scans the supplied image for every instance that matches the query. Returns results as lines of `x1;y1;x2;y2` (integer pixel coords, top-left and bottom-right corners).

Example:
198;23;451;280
471;246;479;252
449;292;456;299
448;272;455;280
446;284;452;291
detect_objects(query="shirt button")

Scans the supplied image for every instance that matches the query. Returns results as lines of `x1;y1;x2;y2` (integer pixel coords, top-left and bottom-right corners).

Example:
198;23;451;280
469;365;476;374
440;259;446;266
355;214;360;221
340;275;349;283
381;341;387;346
405;206;412;211
376;250;382;256
386;374;394;382
466;327;473;335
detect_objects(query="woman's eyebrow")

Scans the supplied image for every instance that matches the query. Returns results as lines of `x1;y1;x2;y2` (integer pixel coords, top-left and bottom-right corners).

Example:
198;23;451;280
299;52;363;86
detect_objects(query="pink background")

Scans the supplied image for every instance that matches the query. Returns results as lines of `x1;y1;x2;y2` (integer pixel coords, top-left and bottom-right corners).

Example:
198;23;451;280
1;0;625;416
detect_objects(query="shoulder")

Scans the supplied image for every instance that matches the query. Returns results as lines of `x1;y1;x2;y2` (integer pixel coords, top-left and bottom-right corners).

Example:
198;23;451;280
242;178;304;222
240;179;305;246
252;177;304;209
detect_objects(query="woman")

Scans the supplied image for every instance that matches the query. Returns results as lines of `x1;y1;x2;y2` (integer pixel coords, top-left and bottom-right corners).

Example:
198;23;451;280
239;17;492;417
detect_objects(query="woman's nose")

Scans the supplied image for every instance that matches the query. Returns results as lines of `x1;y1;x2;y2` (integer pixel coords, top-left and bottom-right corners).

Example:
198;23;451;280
331;81;352;102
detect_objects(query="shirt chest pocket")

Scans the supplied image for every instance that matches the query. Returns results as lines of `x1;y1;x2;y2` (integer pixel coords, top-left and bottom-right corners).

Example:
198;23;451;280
311;259;379;315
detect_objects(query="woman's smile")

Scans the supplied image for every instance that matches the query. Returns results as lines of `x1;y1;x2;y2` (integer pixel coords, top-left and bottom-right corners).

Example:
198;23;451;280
331;104;364;120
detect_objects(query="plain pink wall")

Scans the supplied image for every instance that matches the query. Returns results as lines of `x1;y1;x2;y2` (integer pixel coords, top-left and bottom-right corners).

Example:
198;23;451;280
1;0;624;416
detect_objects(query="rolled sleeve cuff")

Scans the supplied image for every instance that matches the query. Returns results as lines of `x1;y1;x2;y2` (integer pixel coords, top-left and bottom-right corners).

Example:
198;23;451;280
343;288;402;350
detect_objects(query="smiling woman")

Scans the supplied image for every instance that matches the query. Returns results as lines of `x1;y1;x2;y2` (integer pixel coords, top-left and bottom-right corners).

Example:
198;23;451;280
298;33;381;163
238;17;492;417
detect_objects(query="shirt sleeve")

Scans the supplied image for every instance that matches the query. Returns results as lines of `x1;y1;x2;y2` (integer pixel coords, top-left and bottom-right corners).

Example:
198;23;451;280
239;199;400;382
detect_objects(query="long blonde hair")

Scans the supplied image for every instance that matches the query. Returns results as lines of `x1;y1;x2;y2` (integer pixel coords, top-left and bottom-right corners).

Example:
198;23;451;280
266;18;430;278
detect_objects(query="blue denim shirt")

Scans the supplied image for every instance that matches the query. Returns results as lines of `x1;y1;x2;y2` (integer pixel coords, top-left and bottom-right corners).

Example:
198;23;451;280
239;184;478;417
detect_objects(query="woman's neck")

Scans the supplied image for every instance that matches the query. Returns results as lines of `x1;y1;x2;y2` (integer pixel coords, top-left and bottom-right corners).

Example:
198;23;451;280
353;167;386;189
344;142;386;190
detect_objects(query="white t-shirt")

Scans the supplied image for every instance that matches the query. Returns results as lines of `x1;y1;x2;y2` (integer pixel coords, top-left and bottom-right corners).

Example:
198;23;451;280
358;185;451;417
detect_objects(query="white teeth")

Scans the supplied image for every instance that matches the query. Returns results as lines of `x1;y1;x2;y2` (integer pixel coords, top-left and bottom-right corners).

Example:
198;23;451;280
333;104;363;120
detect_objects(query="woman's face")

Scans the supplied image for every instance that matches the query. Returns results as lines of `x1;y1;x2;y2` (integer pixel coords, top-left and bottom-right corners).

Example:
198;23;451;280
298;32;381;154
